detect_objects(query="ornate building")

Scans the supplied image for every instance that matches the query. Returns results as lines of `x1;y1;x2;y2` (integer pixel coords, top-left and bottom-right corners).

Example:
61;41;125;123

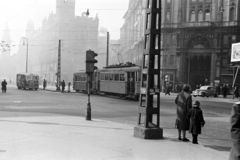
0;23;12;79
18;0;99;84
161;0;240;90
119;0;146;66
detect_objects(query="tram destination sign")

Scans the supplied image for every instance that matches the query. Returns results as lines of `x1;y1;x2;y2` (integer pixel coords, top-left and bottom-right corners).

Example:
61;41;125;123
231;42;240;62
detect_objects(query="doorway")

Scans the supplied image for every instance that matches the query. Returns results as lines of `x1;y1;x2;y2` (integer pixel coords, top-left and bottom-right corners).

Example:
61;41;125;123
189;54;211;90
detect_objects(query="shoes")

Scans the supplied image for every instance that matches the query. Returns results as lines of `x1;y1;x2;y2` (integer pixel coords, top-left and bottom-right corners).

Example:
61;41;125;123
192;141;198;144
182;138;190;142
178;137;182;140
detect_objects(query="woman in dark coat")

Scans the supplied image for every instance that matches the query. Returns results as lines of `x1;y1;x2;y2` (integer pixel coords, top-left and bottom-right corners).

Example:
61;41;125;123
175;84;192;141
222;84;228;98
1;79;7;93
229;101;240;160
187;100;205;144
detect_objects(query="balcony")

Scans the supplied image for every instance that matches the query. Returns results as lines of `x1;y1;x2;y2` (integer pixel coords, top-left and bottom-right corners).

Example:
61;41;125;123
161;21;240;29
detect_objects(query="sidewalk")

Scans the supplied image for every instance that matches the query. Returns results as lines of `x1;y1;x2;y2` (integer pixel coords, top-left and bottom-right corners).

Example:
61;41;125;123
0;115;229;160
39;85;75;93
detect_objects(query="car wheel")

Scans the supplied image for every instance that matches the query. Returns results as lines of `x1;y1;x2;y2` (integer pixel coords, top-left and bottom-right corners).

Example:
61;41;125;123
201;93;206;97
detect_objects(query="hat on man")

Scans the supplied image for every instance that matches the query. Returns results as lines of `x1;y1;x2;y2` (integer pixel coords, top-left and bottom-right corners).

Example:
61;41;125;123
183;85;190;92
192;100;200;107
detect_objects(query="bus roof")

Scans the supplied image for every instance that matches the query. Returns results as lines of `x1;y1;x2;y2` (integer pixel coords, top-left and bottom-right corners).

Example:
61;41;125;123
98;66;141;72
17;73;39;76
73;66;141;74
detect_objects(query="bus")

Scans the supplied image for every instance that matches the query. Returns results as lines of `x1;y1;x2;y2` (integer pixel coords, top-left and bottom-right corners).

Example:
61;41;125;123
16;73;39;90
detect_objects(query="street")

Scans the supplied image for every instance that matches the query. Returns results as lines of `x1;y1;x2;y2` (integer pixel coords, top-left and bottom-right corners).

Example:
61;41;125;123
0;85;234;152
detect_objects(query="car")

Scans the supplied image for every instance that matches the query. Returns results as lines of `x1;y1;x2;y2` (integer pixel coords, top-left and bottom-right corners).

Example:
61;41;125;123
192;86;217;97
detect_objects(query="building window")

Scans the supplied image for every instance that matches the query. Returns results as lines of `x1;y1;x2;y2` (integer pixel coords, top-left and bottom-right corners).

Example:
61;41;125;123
166;11;170;23
198;10;203;21
229;7;235;21
205;9;210;21
190;11;196;22
169;55;175;65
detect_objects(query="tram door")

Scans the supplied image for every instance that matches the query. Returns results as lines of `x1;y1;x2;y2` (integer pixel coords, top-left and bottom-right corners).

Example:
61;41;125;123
127;72;135;94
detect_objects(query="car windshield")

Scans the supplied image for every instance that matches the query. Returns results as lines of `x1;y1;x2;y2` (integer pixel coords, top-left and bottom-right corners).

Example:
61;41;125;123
200;86;209;90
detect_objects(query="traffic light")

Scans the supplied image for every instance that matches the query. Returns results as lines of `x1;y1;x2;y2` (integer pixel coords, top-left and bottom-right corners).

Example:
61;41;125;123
165;75;169;82
85;49;98;74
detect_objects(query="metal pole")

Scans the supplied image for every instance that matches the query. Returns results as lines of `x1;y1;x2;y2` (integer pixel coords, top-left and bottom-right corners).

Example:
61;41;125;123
106;32;109;67
86;74;91;120
232;66;239;88
220;1;224;84
26;38;28;73
56;40;61;91
188;53;190;84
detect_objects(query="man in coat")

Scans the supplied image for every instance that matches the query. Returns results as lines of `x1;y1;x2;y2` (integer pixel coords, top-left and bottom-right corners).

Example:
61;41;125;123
43;79;47;90
175;84;192;141
229;101;240;160
1;79;7;93
61;80;65;92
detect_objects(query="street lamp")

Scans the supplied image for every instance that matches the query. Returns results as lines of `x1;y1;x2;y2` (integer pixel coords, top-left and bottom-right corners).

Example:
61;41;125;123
23;37;28;73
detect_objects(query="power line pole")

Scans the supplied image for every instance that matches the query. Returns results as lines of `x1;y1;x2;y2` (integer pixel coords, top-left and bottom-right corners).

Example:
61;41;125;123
56;39;61;91
25;38;28;73
134;0;161;139
106;32;109;67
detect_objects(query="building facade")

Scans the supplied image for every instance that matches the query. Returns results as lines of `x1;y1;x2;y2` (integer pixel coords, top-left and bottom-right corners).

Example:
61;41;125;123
19;0;99;84
161;0;240;91
119;0;147;66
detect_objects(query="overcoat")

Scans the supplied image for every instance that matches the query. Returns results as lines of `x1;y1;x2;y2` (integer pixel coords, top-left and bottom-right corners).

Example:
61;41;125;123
187;107;205;134
229;102;240;160
1;81;7;90
175;92;192;130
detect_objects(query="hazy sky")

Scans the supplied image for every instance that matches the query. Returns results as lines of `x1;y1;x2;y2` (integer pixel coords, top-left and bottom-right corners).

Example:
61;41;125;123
0;0;129;54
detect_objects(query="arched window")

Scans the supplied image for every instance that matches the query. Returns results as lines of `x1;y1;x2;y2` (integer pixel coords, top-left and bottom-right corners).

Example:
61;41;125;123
230;7;236;21
190;11;196;22
166;11;170;23
198;10;203;21
205;9;210;21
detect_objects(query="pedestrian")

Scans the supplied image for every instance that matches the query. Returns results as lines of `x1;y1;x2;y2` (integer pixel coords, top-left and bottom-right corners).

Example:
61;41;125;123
68;82;71;92
61;80;65;92
1;79;7;93
233;86;239;100
229;101;240;160
175;84;192;141
165;84;171;95
222;84;228;98
196;85;199;90
186;100;205;144
43;79;47;90
216;84;220;96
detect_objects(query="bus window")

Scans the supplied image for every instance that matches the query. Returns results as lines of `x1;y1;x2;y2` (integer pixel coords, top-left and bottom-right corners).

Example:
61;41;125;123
100;73;105;80
83;75;86;81
120;74;125;81
109;74;113;81
105;73;109;80
114;74;119;81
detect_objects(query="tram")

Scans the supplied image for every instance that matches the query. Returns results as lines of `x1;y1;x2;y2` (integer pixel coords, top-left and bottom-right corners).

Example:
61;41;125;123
73;64;141;100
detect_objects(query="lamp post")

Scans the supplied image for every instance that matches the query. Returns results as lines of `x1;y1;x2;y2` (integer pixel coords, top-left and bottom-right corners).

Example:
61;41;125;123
219;2;224;84
23;37;28;73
